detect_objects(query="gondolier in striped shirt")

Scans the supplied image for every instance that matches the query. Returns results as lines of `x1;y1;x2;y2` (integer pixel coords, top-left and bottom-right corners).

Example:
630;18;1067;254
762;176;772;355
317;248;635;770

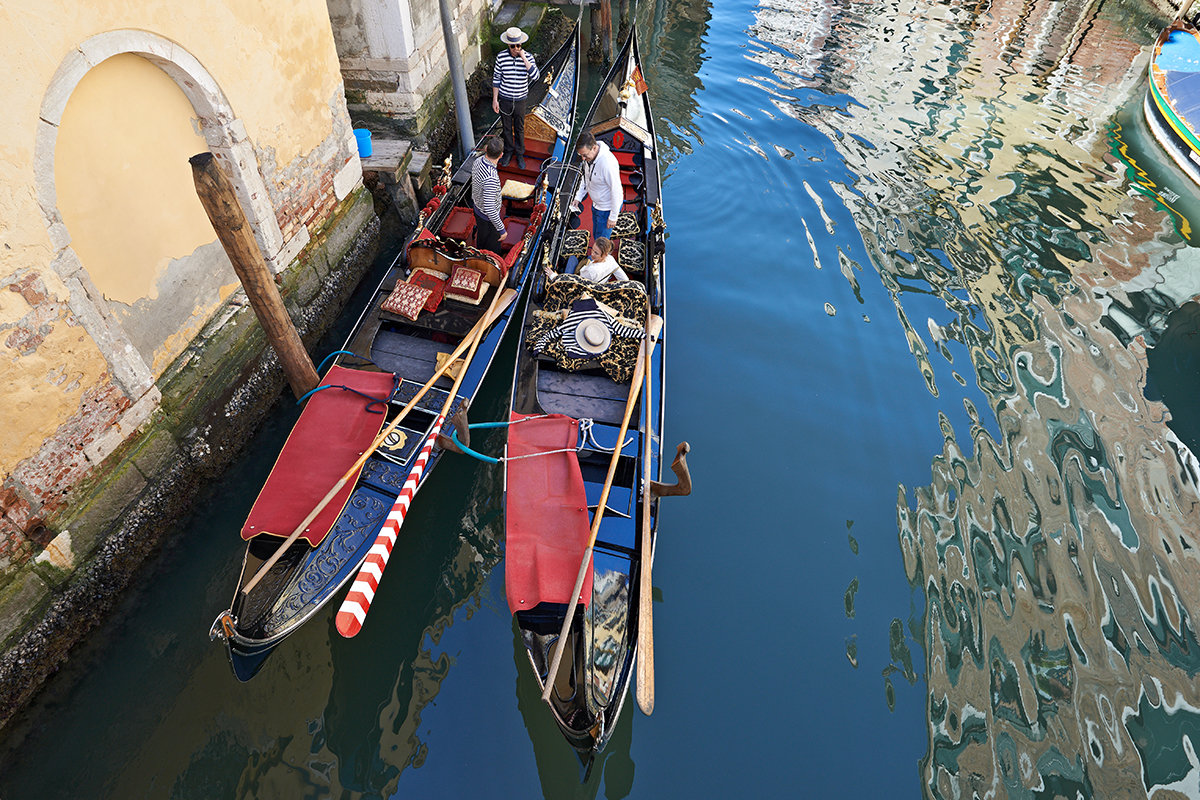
492;27;540;170
472;138;507;254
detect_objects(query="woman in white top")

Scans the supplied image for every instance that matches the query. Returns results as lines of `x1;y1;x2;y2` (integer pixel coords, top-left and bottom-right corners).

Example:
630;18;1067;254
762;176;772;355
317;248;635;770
546;237;629;284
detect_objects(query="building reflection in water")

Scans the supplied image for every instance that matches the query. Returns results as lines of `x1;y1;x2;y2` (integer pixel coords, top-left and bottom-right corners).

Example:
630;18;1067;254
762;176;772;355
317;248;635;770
747;0;1200;794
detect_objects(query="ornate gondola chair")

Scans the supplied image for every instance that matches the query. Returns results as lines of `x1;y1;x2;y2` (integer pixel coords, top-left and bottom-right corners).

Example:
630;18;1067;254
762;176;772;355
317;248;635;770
528;274;648;382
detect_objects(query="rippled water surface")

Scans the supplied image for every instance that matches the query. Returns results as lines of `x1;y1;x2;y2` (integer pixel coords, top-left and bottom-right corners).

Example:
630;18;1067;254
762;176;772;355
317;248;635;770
6;0;1200;796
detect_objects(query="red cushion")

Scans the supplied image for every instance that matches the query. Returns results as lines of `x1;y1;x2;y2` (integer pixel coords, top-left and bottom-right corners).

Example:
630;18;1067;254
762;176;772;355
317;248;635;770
408;270;446;313
614;150;638;168
442;206;476;240
502;218;529;250
448;265;485;302
381;281;432;320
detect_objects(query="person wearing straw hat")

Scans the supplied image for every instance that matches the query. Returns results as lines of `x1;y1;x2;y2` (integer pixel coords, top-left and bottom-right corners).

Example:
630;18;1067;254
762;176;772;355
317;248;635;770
492;27;539;170
532;296;644;361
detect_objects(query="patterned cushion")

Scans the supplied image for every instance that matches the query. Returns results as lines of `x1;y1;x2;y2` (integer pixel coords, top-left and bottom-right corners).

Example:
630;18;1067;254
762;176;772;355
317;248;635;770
446;265;485;305
501;179;536;200
617;240;645;273
562;229;590;257
381;281;433;320
408;270;446;313
611;212;640;238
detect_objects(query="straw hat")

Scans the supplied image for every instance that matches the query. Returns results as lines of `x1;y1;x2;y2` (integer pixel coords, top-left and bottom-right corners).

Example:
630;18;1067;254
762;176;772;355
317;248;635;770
501;27;529;45
558;298;615;358
574;318;612;355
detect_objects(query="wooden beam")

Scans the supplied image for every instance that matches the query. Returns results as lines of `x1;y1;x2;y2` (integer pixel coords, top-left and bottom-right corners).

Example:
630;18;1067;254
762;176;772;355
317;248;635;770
190;152;318;399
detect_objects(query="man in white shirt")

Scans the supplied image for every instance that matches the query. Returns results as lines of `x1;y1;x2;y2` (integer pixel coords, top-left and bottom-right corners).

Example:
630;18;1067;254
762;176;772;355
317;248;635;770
571;132;623;240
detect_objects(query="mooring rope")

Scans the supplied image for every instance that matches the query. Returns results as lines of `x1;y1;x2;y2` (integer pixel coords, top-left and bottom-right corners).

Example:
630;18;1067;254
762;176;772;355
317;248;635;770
295;362;400;414
448;415;635;464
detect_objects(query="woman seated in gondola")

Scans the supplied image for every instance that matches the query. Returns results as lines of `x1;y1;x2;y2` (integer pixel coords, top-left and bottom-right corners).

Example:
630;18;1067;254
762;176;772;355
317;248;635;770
544;237;629;284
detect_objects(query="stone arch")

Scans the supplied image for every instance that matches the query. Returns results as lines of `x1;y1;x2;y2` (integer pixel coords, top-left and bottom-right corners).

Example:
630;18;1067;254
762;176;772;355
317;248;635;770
34;29;290;399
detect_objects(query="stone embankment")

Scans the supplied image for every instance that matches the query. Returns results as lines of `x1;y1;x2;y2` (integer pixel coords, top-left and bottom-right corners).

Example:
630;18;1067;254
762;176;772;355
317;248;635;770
0;188;380;732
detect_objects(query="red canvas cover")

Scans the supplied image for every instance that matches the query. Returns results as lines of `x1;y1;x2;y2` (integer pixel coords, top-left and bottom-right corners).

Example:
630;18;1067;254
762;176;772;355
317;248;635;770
505;413;593;615
241;366;395;546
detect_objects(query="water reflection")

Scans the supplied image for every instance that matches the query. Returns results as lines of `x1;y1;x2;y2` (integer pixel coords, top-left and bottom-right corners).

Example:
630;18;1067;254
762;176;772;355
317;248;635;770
637;0;711;163
745;0;1200;793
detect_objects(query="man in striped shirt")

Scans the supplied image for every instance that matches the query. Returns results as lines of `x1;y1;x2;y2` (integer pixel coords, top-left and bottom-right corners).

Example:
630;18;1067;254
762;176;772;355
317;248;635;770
492;27;539;170
472;138;506;254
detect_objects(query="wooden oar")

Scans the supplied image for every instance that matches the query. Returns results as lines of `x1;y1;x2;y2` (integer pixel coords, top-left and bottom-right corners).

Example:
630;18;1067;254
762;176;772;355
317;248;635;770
240;287;518;597
635;312;655;715
335;284;516;637
541;314;664;704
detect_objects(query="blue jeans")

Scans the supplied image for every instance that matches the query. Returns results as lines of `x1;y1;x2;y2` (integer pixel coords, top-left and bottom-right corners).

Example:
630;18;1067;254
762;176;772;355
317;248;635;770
592;206;614;241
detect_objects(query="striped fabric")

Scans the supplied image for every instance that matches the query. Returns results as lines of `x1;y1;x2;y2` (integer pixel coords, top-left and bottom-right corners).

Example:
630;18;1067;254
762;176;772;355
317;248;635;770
493;50;539;99
471;156;504;232
532;298;644;359
335;413;444;638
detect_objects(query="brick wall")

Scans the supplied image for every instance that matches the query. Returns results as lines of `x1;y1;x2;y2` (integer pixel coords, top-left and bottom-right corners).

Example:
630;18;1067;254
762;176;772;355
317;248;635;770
260;97;355;245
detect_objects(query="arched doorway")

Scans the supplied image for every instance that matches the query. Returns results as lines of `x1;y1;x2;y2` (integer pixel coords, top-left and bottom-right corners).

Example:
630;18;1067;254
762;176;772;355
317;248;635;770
35;30;291;399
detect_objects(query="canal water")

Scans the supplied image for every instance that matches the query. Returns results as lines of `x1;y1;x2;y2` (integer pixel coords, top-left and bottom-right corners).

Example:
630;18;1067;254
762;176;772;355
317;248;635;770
4;0;1200;796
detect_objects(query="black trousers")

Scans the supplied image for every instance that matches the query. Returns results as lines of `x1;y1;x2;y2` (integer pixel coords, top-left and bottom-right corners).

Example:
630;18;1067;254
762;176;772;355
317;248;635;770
499;95;527;157
474;209;504;253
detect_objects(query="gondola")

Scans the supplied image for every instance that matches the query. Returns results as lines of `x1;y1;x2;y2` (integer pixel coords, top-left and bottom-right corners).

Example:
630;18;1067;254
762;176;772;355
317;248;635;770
1145;19;1200;187
499;29;690;755
208;21;582;681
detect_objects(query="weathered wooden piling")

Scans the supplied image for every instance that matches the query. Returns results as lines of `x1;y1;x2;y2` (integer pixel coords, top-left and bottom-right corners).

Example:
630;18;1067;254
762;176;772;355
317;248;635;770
618;0;631;47
599;0;613;62
588;3;604;64
190;152;319;399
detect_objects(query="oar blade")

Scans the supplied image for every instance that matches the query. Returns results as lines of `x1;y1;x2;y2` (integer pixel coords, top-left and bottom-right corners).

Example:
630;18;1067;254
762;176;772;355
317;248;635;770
336;603;367;638
636;626;654;714
335;533;393;637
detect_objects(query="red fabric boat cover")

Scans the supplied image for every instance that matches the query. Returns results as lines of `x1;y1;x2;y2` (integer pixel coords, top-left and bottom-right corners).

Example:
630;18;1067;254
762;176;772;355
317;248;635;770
241;366;395;546
505;413;593;615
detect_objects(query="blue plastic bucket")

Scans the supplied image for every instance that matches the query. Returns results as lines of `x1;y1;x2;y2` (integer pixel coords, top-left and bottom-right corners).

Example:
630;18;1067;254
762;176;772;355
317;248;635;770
353;128;373;158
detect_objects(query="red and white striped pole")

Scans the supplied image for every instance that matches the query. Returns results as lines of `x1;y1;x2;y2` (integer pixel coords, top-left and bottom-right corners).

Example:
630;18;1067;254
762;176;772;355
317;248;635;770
333;286;516;638
335;413;445;638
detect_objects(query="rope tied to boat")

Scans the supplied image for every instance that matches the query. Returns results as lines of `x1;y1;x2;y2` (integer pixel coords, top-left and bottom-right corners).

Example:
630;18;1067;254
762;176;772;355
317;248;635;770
296;351;399;414
445;415;634;464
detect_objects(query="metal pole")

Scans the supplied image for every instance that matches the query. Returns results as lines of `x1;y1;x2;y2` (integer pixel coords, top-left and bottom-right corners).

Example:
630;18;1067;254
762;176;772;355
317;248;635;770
438;0;476;160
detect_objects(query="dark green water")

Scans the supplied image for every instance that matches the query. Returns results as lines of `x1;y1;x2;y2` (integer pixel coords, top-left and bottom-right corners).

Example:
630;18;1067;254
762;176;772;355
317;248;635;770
7;0;1200;796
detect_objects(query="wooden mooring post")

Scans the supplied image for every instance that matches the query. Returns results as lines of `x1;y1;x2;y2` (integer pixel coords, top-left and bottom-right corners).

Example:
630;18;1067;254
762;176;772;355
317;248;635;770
588;0;613;64
190;152;319;399
599;0;613;63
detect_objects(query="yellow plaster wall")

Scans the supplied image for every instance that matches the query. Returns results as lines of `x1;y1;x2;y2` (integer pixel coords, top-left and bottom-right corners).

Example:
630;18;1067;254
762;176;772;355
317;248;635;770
0;0;348;475
55;54;215;307
0;284;108;478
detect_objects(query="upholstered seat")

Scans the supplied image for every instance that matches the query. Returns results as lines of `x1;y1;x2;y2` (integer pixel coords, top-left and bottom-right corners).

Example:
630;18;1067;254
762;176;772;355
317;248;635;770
501;217;530;251
442;206;476;242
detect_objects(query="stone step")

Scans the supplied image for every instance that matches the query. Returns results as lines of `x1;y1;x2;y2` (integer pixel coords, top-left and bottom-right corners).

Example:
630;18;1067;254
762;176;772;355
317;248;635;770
493;2;522;27
517;5;545;31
